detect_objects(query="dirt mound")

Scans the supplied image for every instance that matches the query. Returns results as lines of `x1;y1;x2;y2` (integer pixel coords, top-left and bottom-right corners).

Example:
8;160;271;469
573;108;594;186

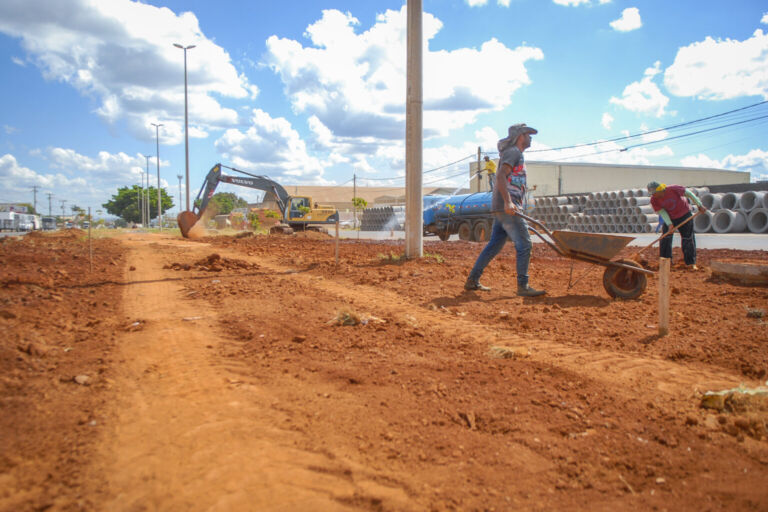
294;229;333;239
165;253;259;272
0;233;125;509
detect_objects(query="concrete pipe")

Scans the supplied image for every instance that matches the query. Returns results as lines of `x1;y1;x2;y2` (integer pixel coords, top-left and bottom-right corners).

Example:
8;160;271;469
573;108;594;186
739;191;766;212
630;196;651;206
553;196;568;205
712;209;747;233
690;187;709;197
720;192;742;211
693;210;713;233
619;198;629;207
637;213;658;224
763;194;768;209
701;193;723;211
643;224;654;233
618;189;630;199
636;205;654;214
747;208;768;233
609;191;619;200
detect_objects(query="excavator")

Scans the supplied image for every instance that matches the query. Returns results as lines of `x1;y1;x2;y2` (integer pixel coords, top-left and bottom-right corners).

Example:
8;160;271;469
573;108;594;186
177;163;339;238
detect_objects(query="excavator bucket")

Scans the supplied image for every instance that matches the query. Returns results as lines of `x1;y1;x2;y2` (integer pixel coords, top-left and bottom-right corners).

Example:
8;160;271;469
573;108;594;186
177;211;199;238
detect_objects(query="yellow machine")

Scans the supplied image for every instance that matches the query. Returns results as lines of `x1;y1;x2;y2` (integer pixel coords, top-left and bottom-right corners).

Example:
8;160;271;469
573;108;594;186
177;163;339;238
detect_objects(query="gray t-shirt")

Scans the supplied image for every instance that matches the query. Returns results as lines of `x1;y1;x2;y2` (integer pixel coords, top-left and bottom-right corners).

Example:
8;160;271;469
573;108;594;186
491;145;526;210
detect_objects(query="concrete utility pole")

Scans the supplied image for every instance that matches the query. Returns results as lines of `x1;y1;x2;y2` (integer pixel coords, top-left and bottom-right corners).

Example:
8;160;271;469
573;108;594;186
137;177;142;225
151;123;164;230
405;0;423;259
477;147;482;193
31;185;38;214
60;200;67;217
353;173;357;229
47;193;52;216
174;43;196;211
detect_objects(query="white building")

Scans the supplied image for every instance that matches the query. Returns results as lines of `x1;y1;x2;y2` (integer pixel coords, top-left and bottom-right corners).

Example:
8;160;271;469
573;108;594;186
469;160;751;196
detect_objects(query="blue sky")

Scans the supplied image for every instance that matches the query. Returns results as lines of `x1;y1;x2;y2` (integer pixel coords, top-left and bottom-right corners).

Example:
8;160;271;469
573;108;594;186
1;0;767;215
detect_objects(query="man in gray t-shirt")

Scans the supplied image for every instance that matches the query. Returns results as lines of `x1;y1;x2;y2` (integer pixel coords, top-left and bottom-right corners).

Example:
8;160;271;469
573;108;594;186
465;123;546;297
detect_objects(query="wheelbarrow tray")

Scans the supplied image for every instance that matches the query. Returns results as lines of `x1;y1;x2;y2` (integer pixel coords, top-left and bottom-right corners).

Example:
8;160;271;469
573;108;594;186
551;230;633;261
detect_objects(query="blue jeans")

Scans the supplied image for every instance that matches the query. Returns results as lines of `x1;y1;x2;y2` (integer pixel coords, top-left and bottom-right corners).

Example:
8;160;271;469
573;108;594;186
467;213;531;288
660;211;696;265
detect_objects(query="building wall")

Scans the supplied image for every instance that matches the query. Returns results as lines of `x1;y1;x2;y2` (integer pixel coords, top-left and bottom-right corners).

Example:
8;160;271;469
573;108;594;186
469;160;750;195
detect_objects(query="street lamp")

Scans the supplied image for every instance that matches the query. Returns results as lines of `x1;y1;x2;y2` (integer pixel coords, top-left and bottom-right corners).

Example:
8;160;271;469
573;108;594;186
177;174;183;216
174;43;196;212
151;122;164;230
144;154;152;227
137;174;142;225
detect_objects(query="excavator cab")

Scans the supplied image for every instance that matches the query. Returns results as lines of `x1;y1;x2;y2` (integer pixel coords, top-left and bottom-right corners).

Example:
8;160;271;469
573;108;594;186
287;197;311;221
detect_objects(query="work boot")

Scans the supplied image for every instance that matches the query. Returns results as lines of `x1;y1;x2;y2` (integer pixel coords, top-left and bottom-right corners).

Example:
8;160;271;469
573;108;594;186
464;279;491;292
517;285;546;297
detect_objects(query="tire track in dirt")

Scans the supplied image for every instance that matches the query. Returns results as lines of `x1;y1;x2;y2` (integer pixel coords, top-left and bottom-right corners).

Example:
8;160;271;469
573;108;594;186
89;236;417;511
225;248;747;405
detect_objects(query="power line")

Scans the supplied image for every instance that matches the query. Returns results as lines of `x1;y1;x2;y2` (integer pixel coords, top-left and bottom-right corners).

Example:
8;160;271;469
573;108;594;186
523;99;768;155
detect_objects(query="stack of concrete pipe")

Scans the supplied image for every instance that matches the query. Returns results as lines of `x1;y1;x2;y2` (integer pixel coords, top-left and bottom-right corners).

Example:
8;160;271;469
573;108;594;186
694;190;768;234
529;187;702;234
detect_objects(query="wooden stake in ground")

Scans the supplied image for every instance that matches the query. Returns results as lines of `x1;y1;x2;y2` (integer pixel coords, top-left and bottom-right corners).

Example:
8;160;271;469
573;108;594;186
88;207;93;273
658;257;670;336
335;219;340;266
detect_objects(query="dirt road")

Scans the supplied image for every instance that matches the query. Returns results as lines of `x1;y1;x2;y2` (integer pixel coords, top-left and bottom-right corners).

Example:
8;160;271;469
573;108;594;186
1;230;767;510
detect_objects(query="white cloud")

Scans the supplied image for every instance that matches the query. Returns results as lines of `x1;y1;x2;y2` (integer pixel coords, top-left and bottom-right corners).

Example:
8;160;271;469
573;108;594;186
639;124;669;143
610;7;642;32
553;0;592;6
681;149;768;181
0;0;253;143
664;29;768;101
263;7;542;173
11;56;25;67
610;61;669;117
3;125;17;135
466;0;511;6
214;109;327;183
0;153;88;196
0;148;180;210
601;113;614;130
762;12;768;24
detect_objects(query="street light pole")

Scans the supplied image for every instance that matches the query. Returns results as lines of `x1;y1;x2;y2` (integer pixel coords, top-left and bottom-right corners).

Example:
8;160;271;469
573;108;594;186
174;43;196;212
151;122;164;230
177;174;183;216
144;154;152;227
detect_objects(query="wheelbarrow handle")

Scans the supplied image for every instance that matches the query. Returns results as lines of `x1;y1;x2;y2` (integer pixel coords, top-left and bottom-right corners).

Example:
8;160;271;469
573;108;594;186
488;209;554;238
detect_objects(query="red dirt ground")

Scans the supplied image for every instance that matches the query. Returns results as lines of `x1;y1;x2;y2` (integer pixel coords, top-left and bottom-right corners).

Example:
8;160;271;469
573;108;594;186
1;229;767;510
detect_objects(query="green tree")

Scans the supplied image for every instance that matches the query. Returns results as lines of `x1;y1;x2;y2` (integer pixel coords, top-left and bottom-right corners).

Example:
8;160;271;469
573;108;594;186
103;185;174;223
209;192;248;215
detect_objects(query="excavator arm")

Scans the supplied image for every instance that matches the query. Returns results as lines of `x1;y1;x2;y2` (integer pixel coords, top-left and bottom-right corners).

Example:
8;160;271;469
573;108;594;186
179;163;293;237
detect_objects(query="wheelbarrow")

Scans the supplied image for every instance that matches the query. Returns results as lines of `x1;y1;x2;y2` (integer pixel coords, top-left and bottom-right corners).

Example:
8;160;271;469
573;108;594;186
514;211;655;299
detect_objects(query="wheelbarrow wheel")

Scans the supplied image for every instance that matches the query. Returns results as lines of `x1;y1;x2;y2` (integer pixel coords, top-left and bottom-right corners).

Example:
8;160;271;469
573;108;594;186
603;258;647;299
